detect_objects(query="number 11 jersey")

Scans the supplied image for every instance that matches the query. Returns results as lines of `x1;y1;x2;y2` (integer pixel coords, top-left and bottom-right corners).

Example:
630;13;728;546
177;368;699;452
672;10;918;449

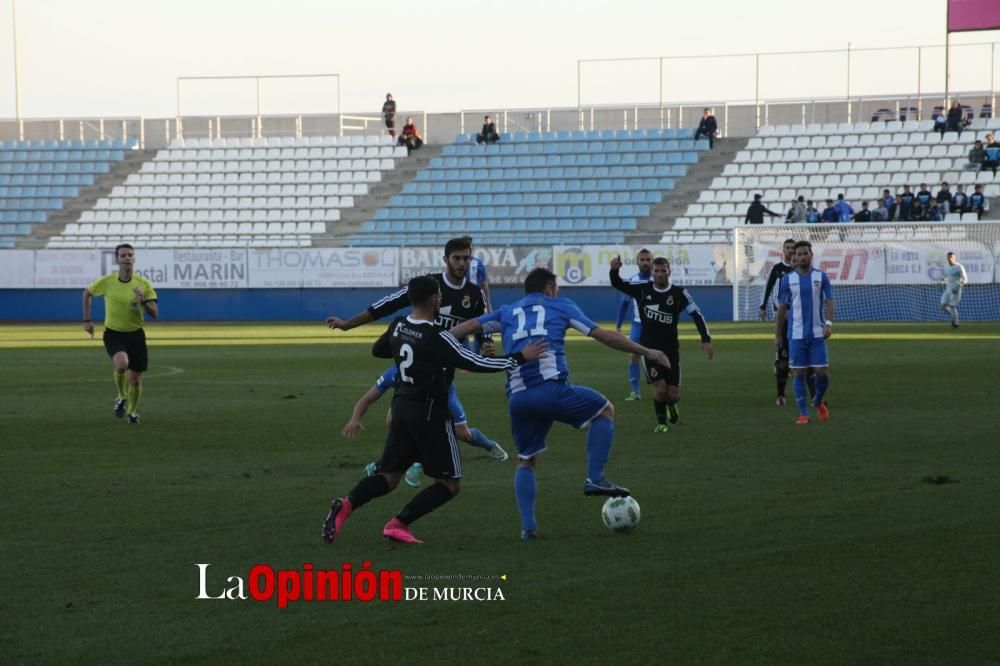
477;293;598;394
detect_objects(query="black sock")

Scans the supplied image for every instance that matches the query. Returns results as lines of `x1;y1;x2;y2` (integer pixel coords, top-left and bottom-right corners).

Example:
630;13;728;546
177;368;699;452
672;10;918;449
397;482;455;525
776;365;789;396
653;399;667;425
347;474;391;510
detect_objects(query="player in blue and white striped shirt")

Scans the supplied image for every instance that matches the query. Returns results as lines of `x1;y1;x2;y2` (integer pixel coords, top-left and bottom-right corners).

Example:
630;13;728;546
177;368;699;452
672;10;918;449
451;268;671;540
775;240;835;425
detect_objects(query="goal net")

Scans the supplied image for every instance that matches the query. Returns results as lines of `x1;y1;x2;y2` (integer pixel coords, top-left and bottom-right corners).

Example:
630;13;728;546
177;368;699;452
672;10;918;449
732;222;1000;321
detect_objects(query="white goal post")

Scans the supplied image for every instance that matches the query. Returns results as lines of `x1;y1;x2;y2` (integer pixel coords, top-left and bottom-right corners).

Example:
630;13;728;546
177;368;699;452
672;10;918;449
732;222;1000;321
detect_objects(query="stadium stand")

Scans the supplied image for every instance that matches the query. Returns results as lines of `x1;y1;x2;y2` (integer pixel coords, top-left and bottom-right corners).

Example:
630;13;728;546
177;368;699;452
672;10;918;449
663;119;1000;244
349;129;708;246
47;135;408;249
0;139;136;248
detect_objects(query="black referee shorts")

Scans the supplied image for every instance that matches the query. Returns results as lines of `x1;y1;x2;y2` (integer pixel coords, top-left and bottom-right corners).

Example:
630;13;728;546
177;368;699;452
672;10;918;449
644;351;681;387
103;328;148;372
377;399;462;480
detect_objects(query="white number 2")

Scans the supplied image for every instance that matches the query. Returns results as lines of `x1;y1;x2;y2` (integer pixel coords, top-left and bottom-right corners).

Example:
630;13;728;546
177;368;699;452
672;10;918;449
512;305;548;340
399;343;415;383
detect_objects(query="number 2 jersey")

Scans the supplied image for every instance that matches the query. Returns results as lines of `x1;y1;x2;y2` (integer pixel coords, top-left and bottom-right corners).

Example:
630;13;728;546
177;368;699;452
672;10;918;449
609;268;711;353
477;293;598;394
372;315;521;411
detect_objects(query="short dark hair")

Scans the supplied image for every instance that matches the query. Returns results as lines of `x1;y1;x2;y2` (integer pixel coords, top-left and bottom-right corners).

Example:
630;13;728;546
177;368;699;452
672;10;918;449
114;243;134;258
444;237;471;257
524;268;557;294
407;275;440;307
652;257;670;268
784;238;796;245
637;248;652;256
461;235;474;245
794;240;813;252
947;251;956;257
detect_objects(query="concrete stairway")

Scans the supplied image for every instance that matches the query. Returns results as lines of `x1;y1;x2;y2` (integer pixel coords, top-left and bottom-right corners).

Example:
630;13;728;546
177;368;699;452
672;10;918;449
315;144;444;247
629;137;749;243
18;149;159;248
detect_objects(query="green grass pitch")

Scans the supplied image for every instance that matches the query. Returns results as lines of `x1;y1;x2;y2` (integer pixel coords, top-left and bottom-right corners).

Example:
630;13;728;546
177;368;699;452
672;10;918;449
1;322;999;664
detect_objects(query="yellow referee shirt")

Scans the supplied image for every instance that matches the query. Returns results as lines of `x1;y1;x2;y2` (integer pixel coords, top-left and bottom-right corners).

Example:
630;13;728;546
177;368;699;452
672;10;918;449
87;273;158;332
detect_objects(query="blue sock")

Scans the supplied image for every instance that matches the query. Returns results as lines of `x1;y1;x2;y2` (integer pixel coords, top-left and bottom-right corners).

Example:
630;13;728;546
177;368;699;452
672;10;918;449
628;361;641;395
806;372;818;399
514;466;537;531
468;427;495;450
814;374;829;406
793;375;809;416
586;416;615;482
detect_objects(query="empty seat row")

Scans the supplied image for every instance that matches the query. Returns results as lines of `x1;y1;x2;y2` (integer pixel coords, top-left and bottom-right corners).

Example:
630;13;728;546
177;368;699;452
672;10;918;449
0;186;80;198
81;209;338;224
347;231;627;247
711;172;995;191
441;139;699;156
416;165;684;181
141;158;394;174
430;152;697;169
0;198;64;210
65;221;325;236
455;128;693;143
375;204;650;220
402;177;673;195
0;162;112;175
722;160;972;177
171;134;392;148
0;174;95;186
49;236;315;249
127;170;381;186
94;195;355;211
660;230;732;244
158;145;404;161
0;149;125;162
736;145;972;163
0;210;47;223
0;139;136;150
385;191;660;209
363;218;634;233
110;183;366;199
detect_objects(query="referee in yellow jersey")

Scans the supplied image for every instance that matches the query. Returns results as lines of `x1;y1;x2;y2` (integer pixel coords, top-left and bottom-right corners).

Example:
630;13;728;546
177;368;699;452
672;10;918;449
82;244;159;424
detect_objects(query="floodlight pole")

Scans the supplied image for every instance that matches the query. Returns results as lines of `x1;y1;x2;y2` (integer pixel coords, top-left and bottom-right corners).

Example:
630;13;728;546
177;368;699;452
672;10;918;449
11;0;24;140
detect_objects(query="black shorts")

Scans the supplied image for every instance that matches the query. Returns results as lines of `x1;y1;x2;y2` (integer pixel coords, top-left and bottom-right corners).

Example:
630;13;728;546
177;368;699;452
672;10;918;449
103;328;148;372
378;400;462;479
644;351;681;387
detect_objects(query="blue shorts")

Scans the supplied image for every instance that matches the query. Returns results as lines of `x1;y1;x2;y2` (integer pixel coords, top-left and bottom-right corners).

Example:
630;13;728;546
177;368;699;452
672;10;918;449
508;382;610;459
448;384;467;425
629;321;642;343
789;337;829;369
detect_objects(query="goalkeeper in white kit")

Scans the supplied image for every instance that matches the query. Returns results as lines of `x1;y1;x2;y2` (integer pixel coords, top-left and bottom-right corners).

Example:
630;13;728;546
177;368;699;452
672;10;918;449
940;252;968;329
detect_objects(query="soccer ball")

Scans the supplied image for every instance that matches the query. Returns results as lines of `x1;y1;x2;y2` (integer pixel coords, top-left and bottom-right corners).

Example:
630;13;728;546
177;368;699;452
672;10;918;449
601;496;640;532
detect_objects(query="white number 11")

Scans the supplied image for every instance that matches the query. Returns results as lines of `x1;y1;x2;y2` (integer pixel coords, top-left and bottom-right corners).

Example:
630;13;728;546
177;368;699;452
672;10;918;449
512;305;548;340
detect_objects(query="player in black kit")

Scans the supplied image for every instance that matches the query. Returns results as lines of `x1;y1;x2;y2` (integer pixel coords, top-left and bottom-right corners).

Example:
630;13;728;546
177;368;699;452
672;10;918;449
322;276;544;545
610;255;714;432
759;238;814;406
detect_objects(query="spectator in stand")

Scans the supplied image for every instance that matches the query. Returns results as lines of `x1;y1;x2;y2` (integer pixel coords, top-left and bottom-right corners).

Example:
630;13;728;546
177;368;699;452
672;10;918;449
382;93;397;138
915;183;933;219
935;182;953;215
853;201;872;222
952;184;969;213
694;108;718;149
898;185;915;221
821;199;838;222
833;193;854;222
873;198;889;221
476;115;499;144
882;189;896;221
805;200;820;223
928;201;942;221
945;100;966;138
785;195;806;223
398;117;423;154
967;139;986;170
969;184;988;219
984;133;1000;175
932;109;947;136
744;194;780;224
